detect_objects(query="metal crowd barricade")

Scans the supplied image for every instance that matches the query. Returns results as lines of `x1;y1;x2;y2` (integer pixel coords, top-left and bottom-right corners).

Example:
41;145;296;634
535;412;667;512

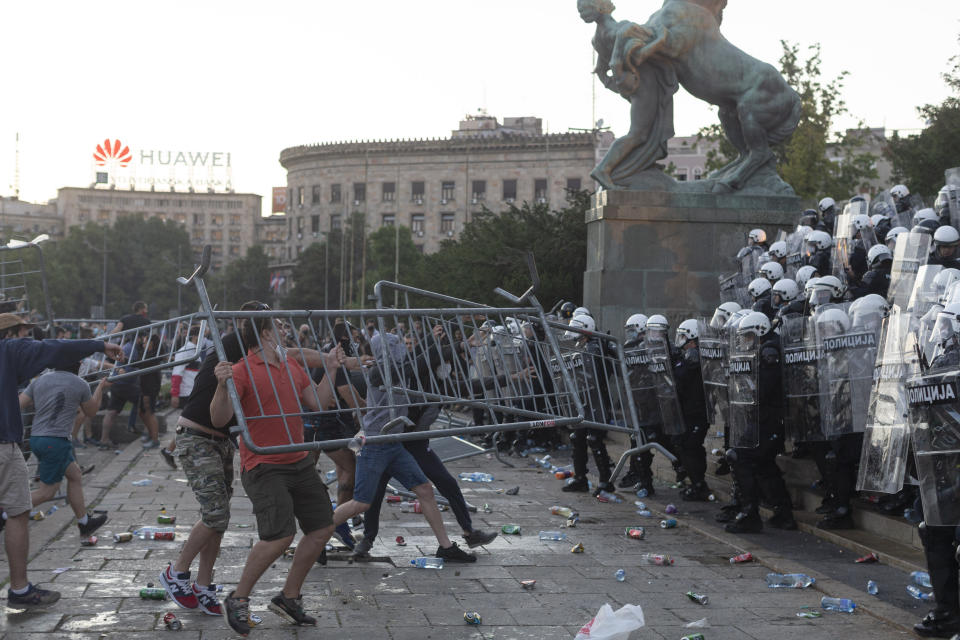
0;241;55;332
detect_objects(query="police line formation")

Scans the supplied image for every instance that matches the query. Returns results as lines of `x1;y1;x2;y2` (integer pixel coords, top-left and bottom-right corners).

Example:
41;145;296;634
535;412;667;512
3;181;960;637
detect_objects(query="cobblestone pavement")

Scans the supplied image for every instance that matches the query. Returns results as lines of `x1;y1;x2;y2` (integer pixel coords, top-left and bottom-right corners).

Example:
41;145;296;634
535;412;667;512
1;435;916;639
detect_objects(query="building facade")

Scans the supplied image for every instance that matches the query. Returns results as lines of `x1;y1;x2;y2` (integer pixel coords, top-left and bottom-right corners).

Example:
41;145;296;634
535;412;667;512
277;115;605;258
56;187;262;270
0;197;63;243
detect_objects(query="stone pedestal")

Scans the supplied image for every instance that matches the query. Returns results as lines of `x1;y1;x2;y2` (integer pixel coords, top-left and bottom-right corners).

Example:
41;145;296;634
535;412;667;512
583;189;801;333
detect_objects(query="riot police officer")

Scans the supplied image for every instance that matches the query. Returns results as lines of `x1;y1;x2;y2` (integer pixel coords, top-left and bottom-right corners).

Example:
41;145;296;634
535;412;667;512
818;197;838;235
749;277;776;321
674;319;712;501
848;245;893;299
930;226;960;270
771;279;802;324
804;230;833;275
725;312;797;533
561;314;615;496
872;200;896;244
886;226;909;252
935;185;957;227
891;184;912;215
618;313;662;496
559;301;577;322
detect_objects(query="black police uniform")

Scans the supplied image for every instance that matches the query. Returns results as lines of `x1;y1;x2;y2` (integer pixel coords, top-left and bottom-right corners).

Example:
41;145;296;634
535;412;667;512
874;217;892;245
848;260;892;300
726;332;796;533
674;343;711;500
929;253;960;270
620;338;667;495
564;336;614;494
752;293;777;322
849;243;868;282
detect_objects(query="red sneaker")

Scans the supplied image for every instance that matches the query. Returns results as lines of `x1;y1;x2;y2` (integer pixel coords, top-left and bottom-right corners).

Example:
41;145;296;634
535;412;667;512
159;564;198;609
192;583;222;615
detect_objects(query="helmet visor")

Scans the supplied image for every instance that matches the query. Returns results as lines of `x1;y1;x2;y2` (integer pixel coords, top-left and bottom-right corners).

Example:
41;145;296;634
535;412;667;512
709;309;728;329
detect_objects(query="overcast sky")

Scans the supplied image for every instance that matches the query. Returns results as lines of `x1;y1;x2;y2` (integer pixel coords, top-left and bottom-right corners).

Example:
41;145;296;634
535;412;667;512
0;0;957;214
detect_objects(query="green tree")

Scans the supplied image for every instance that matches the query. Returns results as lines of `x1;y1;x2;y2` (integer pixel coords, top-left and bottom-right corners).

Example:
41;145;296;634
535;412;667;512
364;225;424;294
697;42;878;200
206;245;272;311
887;36;960;197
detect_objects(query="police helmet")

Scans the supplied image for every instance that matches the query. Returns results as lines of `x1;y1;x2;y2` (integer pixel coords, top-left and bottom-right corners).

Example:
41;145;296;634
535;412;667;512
646;314;670;341
795;265;818;289
748;229;767;244
769;241;788;260
565;314;595;340
890;184;910;201
675;319;699;349
872;201;895;218
759;261;784;283
913;208;939;227
710;302;742;329
747;277;772;300
853;294;890;319
886;226;909;249
818;274;846;300
805;230;832;252
624;313;648;341
818;197;836;214
866;244;893;269
816;307;852;337
737;312;772;339
559;301;576;320
934;268;960;298
934;225;960;248
852;214;872;232
771;279;800;308
799;209;819;226
574;306;592;318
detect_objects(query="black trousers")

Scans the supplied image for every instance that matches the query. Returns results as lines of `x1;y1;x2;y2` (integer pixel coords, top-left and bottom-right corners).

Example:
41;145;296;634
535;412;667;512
362;439;473;541
920;523;960;614
571;427;612;485
832;433;864;510
733;427;791;515
677;423;708;485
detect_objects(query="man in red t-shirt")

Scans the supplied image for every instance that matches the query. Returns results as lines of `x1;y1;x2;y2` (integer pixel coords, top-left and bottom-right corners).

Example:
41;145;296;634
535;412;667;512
211;314;338;635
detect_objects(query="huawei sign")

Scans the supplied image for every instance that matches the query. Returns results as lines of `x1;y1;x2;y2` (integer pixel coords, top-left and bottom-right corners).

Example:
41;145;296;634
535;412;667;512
93;139;132;167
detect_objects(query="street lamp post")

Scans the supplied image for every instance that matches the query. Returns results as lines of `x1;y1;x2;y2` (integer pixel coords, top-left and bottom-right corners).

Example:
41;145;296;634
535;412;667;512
83;226;109;318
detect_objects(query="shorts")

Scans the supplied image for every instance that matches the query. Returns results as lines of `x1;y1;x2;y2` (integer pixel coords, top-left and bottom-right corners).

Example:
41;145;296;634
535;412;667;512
240;456;333;541
108;385;140;412
31;436;76;486
353;443;428;505
305;416;354;444
0;442;32;516
177;432;234;532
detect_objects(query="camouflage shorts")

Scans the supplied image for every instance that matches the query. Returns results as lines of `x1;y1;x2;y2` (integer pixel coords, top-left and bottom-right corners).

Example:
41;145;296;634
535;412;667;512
176;432;234;532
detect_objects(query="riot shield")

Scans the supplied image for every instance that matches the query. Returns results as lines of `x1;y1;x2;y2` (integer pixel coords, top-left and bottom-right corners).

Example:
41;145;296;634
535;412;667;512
888;232;932;309
857;308;914;493
622;341;662;429
784;228;807;281
831;212;853;284
718;273;752;309
908;264;943;317
644;336;685;436
697;319;728;432
815;303;880;438
780;315;825;442
727;330;760;449
909;360;960;526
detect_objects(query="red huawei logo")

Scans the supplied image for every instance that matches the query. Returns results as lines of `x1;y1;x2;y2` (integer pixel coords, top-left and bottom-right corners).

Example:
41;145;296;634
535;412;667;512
93;139;132;167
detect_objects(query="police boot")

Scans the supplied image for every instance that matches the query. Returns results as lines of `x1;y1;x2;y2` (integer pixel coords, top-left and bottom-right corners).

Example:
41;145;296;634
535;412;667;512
815;494;839;515
682;481;713;502
715;458;731;476
715;503;740;523
767;506;798;531
817;506;855;530
593;482;615;498
617;454;644;490
636;463;656;497
725;508;763;534
562;476;590;493
672;460;688;488
913;610;960;638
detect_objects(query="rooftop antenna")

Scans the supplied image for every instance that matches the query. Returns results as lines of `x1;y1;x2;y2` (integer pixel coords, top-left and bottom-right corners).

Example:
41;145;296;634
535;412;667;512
13;132;21;199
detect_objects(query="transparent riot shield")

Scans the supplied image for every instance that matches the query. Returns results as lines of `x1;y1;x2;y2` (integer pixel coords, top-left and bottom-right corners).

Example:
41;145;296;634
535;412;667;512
781;315;825;442
889;232;932;309
784;228;807;281
622;340;662;429
831;212;853;284
909;361;960;526
857;308;914;493
727;331;760;448
696;319;728;432
644;336;685;436
908;264;944;318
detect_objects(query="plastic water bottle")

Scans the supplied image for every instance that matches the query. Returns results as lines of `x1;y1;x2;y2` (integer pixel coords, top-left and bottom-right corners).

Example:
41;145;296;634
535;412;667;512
131;479;152;486
539;531;568;542
766;573;815;589
911;571;932;588
535;455;552;469
821;597;856;613
348;432;365;454
596;490;623;503
324;469;337;483
867;580;878;595
410;557;444;569
136;527;175;540
550;506;577;518
907;585;934;601
640;553;674;566
614;569;626;582
458;472;494;483
636;488;649;498
636;510;653;517
400;501;422;513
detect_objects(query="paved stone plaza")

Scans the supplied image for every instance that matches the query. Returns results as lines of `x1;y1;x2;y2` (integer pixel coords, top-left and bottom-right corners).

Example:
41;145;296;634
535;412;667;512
0;427;921;639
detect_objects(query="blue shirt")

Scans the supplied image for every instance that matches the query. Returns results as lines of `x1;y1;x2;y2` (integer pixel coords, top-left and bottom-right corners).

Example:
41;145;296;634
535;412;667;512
2;338;107;443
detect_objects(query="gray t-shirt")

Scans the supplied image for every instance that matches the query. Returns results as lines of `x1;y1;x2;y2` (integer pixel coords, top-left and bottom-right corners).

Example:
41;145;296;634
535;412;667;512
24;371;92;439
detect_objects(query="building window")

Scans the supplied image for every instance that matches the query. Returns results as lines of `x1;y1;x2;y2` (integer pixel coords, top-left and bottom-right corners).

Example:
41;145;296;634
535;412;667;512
287;189;293;211
331;214;342;231
382;214;395;227
330;184;342;204
353;183;365;204
230;245;241;256
297;186;304;207
440;213;455;234
311;215;320;234
296;217;304;235
503;179;517;202
229;214;241;225
471;181;486;203
676;168;688;182
411;214;425;235
441;181;455;203
411;181;425;204
193;213;205;225
211;229;223;242
312;185;321;204
566;178;582;193
229;230;241;243
693;168;703;181
211;214;224;226
382;182;395;202
534;178;548;203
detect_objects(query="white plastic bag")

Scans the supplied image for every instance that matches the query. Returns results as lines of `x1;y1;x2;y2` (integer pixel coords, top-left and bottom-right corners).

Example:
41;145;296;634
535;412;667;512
575;603;646;640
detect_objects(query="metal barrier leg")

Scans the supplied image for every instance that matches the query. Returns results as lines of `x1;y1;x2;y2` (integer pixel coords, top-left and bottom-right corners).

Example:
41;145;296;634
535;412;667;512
610;443;678;486
491;433;515;469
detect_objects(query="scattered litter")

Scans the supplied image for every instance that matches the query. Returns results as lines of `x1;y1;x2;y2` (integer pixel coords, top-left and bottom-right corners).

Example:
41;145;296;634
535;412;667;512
855;552;879;564
907;585;934;601
911;571;932;588
163;612;182;630
636;510;653;517
283;546;296;558
565;517;579;528
571;542;585;554
633;501;647;510
867;580;878;595
386;495;402;503
520;579;536;590
140;587;168;600
463;611;482;625
80;535;98;547
29;510;45;521
640;553;674;566
235;524;251;528
664;504;678;515
729;553;753;564
797;611;822;619
505;486;520;495
458;472;494;483
660;519;678;529
766;573;814;589
157;508;176;525
686;591;709;605
684;618;708;628
324;470;337;482
400;501;421;513
114;532;133;543
52;567;71;575
501;525;521;535
131;479;152;486
625;527;645;540
411;557;444;569
596;490;623;504
575;603;645;640
681;634;706;640
635;488;649;498
550;506;577;518
136;527;175;541
249;613;262;625
45;505;58;516
821;597;856;613
538;531;567;542
396;535;407;546
482;503;492;513
555;470;573;480
614;569;625;582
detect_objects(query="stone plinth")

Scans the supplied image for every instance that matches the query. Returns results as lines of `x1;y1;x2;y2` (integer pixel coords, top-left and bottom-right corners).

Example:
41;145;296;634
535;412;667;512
583;189;801;333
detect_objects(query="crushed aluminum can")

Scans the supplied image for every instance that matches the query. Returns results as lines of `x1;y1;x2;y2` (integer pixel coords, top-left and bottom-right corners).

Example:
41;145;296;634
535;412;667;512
565;517;579;528
505;486;520;495
501;525;521;535
463;611;482;625
730;552;753;564
29;510;45;521
482;503;492;514
386;495;402;503
163;612;182;630
80;535;98;547
855;552;879;564
113;532;133;543
396;535;407;546
665;504;678;515
520;580;536;590
660;519;678;529
570;542;585;554
283;546;296;558
249;613;262;625
686;591;709;605
625;527;646;540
